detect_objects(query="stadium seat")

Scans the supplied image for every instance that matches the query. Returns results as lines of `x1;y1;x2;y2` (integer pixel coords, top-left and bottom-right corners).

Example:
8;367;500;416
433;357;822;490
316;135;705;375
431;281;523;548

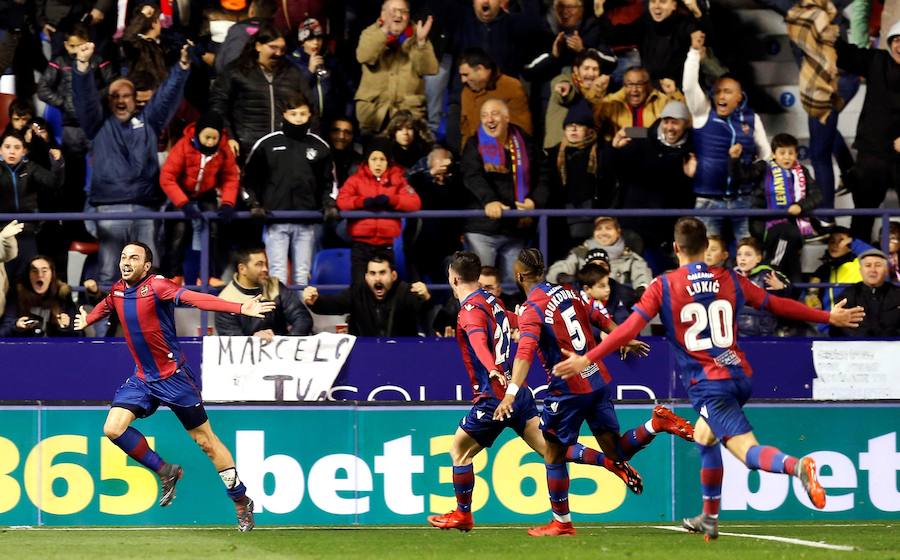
42;104;64;145
310;248;351;285
67;240;99;296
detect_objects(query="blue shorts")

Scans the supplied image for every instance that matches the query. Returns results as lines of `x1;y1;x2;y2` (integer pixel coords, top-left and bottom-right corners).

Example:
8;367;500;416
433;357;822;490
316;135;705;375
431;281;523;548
460;390;539;448
112;365;208;430
541;385;620;447
688;377;754;440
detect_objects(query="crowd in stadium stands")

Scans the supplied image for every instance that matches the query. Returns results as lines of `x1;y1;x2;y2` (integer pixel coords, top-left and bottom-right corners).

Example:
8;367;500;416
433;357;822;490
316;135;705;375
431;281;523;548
0;0;898;338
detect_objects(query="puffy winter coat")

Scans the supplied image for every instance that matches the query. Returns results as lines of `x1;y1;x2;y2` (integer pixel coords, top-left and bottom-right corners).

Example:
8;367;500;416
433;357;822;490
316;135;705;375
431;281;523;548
692;104;759;197
159;123;240;209
37;53;114;126
337;165;421;246
209;61;313;156
0;158;64;231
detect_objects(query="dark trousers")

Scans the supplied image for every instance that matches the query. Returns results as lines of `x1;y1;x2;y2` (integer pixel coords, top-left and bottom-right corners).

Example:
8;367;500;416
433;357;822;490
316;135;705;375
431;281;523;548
162;195;224;278
764;221;804;284
850;153;900;243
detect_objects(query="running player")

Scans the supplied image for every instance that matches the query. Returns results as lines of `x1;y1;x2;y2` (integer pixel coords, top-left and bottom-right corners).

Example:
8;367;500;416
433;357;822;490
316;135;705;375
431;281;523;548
495;248;695;537
74;241;275;532
427;251;635;532
554;218;866;540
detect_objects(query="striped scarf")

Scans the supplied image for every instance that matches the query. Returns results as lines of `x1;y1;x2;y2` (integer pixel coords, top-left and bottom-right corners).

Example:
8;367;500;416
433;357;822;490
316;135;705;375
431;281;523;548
785;0;843;124
477;125;531;202
765;160;815;236
572;72;604;105
557;128;598;186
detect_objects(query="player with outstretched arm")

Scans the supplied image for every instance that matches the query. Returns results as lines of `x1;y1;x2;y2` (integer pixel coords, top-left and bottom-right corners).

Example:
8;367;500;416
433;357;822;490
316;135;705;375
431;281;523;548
554;217;866;540
74;241;275;532
496;248;696;537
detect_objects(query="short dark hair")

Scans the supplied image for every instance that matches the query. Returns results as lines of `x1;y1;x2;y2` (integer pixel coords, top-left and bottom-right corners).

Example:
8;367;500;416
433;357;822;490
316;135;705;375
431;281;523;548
771;133;799;151
0;128;26;146
516;248;545;278
8;98;34;119
281;91;312;114
125;241;154;264
736;236;763;255
233;246;267;269
368;251;395;270
674;217;708;256
64;22;90;41
450;251;482;283
479;265;500;279
459;47;497;74
577;262;609;289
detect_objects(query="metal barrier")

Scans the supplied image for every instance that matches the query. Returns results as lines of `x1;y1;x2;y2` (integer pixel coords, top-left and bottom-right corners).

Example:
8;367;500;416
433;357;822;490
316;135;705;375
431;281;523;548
2;207;898;334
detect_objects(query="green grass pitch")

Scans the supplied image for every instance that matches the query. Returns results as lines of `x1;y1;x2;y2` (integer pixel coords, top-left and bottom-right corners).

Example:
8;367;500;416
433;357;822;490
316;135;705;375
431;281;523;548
3;522;897;559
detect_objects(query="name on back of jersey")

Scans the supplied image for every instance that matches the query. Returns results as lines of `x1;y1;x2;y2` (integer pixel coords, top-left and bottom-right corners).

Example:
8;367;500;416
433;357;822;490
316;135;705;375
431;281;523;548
541;286;582;325
685;270;720;297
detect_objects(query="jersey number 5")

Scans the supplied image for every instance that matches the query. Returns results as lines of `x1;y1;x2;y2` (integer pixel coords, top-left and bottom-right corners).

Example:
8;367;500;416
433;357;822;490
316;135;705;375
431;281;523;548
680;300;734;351
561;306;586;352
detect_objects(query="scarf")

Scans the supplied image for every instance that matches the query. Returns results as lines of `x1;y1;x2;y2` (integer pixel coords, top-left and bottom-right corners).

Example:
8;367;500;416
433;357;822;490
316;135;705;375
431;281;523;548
282;121;310;140
384;24;414;48
572;73;604;104
765;160;815;236
785;0;842;124
477;125;531;202
600;237;625;261
192;137;219;157
557;128;598;186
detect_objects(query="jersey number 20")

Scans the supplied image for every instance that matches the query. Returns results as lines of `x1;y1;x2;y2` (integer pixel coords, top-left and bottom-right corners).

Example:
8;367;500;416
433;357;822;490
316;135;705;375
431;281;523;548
680;300;734;351
493;310;512;365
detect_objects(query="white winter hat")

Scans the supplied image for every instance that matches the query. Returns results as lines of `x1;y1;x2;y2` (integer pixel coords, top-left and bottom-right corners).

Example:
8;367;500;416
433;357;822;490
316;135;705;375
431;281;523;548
888;20;900;43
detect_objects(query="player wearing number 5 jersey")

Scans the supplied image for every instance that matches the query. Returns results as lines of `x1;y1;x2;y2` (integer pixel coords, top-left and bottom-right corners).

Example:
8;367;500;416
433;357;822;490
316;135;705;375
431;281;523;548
554;218;866;540
500;248;695;538
74;242;276;532
428;252;622;533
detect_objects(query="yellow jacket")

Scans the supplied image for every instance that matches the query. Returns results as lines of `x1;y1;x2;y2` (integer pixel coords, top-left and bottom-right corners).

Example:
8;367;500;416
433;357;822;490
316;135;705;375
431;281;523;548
594;87;683;139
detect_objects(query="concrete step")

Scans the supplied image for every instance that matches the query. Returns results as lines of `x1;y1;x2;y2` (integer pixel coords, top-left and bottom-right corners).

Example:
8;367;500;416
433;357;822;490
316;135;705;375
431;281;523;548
735;8;788;36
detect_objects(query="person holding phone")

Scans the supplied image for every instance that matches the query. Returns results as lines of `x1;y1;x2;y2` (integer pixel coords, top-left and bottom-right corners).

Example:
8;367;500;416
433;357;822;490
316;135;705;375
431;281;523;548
594;66;683;140
0;255;79;337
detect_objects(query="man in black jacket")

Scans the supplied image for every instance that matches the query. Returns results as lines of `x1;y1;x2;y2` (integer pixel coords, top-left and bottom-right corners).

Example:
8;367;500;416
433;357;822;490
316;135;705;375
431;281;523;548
830;248;900;337
215;246;312;339
837;21;900;241
302;253;431;337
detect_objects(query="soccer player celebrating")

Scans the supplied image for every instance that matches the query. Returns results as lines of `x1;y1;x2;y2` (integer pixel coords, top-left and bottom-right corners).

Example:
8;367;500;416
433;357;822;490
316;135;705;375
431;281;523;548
74;241;276;532
496;248;695;537
554;218;866;540
428;251;630;532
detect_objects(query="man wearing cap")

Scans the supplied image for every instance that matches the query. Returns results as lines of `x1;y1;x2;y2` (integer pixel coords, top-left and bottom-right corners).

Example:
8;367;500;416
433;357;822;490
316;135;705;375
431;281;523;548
539;98;615;240
807;225;875;332
288;18;352;123
830;248;900;337
610;99;694;272
835;22;900;241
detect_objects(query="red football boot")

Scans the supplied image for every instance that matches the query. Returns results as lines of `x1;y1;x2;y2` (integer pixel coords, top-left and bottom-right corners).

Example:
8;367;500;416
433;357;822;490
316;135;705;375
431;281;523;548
797;457;826;509
607;460;643;494
527;519;577;537
651;405;695;442
427;509;474;532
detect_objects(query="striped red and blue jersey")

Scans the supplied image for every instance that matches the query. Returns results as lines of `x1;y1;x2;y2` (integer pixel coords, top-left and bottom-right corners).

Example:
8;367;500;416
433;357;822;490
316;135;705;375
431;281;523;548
86;274;242;382
456;289;512;402
515;282;610;395
580;290;614;332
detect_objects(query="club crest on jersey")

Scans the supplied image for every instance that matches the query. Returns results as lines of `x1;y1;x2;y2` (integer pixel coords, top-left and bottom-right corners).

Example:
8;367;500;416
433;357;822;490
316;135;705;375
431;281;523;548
306;147;318;160
140;285;150;297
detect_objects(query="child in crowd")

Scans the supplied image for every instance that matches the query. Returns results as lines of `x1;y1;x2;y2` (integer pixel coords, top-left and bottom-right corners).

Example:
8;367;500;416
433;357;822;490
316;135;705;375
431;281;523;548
734;237;790;336
730;133;822;283
337;136;421;283
704;234;729;268
577;261;613;331
0;255;78;337
159;112;239;285
385;110;434;169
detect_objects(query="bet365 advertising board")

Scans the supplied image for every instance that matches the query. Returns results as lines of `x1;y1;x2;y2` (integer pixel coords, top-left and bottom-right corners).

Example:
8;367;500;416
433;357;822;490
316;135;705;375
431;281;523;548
0;404;896;526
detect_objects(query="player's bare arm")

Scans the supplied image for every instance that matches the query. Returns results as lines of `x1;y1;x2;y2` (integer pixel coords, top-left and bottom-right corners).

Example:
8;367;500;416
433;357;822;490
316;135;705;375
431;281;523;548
493;357;529;421
240;294;276;318
828;298;866;328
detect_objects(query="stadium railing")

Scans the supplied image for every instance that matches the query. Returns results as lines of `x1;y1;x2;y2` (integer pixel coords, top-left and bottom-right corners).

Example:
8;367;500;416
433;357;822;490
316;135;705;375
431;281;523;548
2;207;897;334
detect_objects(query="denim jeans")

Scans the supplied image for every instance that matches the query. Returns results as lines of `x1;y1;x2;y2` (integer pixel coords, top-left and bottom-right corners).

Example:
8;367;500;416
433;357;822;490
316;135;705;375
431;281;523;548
264;223;319;286
464;232;525;291
95;204;158;285
807;72;860;208
694;196;751;241
424;54;453;136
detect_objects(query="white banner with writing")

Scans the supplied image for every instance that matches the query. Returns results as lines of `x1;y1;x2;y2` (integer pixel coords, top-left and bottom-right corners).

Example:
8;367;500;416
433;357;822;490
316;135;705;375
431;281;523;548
812;341;900;399
201;333;356;401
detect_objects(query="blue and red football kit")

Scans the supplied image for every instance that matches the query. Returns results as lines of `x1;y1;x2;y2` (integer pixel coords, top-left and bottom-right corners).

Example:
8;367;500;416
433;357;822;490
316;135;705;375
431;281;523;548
456;288;536;447
515;282;617;446
87;274;241;423
585;262;829;438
